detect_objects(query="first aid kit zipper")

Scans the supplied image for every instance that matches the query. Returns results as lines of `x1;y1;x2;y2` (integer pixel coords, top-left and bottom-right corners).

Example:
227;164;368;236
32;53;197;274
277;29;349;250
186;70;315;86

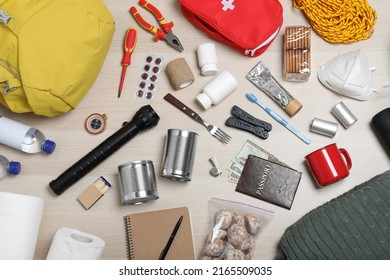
245;27;280;57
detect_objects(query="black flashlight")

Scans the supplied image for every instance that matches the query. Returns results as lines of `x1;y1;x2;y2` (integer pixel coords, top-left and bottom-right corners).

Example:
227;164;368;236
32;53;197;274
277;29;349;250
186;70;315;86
49;105;160;195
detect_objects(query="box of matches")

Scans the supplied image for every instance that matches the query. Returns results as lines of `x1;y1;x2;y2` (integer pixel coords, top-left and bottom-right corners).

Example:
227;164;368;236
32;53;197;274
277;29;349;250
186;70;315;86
78;176;111;210
283;26;311;82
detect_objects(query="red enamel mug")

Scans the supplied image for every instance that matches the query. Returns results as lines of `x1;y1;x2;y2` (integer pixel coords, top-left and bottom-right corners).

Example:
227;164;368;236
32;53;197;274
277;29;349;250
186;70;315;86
305;143;352;187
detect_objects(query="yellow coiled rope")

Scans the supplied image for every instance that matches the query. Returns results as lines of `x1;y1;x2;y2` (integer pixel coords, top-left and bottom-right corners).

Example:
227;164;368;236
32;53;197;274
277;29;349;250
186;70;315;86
293;0;377;43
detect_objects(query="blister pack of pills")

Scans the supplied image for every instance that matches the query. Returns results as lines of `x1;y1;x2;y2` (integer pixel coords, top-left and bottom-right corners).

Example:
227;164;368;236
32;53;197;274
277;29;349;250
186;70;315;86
135;54;163;100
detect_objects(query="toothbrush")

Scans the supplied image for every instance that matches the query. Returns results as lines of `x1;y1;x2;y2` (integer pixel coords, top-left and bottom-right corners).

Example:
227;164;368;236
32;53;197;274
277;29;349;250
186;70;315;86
246;92;311;144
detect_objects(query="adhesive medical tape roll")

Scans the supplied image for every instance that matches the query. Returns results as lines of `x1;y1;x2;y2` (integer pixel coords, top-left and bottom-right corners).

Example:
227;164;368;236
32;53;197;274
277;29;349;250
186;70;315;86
166;58;195;90
0;191;44;260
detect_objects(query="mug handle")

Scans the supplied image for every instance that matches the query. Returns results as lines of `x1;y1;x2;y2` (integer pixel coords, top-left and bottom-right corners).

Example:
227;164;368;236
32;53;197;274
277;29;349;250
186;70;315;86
339;148;352;170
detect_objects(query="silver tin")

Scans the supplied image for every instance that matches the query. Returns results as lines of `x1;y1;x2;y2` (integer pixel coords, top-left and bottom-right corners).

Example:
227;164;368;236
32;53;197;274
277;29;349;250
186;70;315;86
161;129;199;181
331;102;358;128
310;118;338;138
118;160;158;205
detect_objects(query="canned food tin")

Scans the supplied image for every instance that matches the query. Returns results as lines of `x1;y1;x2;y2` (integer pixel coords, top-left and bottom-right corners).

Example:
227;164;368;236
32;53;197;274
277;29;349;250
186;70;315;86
118;160;158;205
161;129;199;181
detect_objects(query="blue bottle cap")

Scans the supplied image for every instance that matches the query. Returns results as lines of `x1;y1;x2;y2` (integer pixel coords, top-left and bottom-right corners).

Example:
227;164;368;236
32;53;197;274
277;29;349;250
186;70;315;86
8;161;21;175
42;140;56;154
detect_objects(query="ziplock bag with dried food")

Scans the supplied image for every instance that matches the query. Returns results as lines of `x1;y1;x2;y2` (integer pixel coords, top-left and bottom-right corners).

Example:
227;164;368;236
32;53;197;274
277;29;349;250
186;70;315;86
199;197;273;260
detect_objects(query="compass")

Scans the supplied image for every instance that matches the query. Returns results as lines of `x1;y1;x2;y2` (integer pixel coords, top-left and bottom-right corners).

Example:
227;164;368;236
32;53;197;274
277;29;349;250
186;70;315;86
85;113;107;134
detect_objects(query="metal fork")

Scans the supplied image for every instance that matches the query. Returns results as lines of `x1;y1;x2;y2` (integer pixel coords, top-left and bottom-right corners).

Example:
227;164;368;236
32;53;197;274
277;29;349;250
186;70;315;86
164;93;232;144
193;114;231;144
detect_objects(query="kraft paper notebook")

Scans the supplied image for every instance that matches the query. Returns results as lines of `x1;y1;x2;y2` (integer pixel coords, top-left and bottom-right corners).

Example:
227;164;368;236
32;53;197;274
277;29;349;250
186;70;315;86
123;206;196;260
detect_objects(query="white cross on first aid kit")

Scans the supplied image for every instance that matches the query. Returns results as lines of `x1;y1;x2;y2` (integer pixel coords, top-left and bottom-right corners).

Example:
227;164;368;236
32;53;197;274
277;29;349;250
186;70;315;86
221;0;235;11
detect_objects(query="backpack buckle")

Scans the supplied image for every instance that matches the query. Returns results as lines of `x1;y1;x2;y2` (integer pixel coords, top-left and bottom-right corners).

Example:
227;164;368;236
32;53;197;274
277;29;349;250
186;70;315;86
0;9;12;26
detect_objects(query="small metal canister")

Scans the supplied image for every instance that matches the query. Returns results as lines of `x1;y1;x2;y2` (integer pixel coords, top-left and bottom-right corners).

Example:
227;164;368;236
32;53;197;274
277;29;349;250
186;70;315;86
331;102;358;128
161;129;199;181
118;160;158;205
310;118;338;138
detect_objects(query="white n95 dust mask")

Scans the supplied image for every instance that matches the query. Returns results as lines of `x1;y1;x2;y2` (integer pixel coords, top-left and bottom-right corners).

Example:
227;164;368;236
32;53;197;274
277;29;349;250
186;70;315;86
318;49;378;101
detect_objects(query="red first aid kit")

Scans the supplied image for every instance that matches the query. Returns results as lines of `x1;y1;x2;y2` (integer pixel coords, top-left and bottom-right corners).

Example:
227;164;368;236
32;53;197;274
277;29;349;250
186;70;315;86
178;0;283;57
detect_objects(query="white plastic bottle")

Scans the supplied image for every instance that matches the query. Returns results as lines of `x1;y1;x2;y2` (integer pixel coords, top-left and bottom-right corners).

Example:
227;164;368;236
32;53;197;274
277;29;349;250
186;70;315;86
0;154;21;179
196;70;238;110
0;116;56;154
197;43;218;76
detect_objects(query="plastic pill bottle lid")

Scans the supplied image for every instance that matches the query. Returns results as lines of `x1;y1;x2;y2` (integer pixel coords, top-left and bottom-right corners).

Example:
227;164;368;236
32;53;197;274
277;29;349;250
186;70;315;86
8;161;21;175
42;140;56;154
196;93;213;110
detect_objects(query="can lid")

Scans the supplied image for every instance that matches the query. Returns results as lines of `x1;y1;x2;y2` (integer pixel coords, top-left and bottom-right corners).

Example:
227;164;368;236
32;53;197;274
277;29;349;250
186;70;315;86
8;161;21;175
42;140;56;154
285;99;303;116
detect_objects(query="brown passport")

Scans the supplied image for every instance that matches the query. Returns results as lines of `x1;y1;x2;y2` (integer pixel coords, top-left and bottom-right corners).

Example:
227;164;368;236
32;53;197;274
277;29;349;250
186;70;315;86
235;155;301;210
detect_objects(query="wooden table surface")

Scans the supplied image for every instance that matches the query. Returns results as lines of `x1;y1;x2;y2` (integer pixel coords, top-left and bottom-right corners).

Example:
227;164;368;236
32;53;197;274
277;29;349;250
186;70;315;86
1;0;389;259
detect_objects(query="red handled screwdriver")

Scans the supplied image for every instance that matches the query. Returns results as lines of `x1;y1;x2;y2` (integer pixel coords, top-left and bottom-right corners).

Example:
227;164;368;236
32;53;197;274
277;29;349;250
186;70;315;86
118;27;137;98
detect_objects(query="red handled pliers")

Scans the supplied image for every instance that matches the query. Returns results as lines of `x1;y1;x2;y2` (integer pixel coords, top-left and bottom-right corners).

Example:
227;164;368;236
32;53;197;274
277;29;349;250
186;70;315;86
130;0;184;52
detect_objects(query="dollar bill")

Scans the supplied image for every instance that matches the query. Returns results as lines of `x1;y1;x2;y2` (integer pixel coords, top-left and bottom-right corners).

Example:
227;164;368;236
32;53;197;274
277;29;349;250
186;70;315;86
227;170;240;184
228;139;286;183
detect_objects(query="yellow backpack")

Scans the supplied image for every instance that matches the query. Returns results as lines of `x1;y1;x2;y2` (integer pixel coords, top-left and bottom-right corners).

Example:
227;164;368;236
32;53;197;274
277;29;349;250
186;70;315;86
0;0;115;117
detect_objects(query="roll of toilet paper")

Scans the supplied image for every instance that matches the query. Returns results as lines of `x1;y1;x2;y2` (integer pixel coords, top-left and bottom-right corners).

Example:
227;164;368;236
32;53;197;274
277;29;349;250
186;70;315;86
0;191;44;260
46;227;105;260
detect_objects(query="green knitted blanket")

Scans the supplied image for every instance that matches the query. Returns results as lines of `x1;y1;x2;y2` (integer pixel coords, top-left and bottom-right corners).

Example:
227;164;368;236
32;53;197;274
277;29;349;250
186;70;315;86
278;170;390;259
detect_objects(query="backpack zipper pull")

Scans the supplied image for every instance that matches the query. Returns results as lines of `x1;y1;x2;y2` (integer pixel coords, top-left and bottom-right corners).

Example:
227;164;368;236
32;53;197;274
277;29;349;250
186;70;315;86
2;82;16;95
0;9;12;26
